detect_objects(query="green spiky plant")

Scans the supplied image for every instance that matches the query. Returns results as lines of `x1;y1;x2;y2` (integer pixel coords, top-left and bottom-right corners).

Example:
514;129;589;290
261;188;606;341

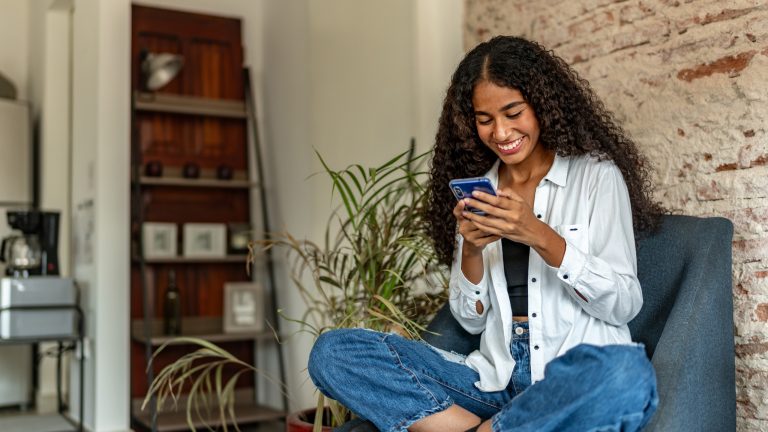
143;147;448;431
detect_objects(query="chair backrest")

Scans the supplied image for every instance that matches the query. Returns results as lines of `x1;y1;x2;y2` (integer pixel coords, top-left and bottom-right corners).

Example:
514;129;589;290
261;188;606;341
423;215;734;359
629;215;733;357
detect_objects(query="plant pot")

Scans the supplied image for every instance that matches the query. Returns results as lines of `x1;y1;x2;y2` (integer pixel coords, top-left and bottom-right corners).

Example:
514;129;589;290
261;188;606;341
286;407;333;432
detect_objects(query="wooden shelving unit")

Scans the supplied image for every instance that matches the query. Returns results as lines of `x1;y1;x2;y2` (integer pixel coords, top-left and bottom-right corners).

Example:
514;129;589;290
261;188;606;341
134;91;247;118
131;316;279;346
131;6;287;431
132;255;249;264
138;176;258;189
131;389;284;432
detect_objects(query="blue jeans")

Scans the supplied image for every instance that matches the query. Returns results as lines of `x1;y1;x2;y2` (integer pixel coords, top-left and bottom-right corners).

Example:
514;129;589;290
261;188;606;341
309;325;658;432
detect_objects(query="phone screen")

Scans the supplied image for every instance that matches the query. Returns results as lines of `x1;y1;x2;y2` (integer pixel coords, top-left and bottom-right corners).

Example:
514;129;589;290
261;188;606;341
449;177;496;215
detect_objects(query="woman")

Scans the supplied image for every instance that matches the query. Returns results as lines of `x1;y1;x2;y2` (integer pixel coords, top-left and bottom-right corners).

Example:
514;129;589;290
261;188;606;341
309;35;663;432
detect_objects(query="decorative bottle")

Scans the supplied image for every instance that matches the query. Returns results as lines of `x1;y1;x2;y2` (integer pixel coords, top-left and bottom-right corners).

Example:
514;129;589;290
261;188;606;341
163;269;182;335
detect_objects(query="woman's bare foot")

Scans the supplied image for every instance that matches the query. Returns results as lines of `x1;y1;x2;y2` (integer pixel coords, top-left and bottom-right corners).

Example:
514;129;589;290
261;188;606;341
408;404;481;432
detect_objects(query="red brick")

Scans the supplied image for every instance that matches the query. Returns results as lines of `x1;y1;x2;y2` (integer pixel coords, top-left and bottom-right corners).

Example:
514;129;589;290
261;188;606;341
677;50;757;82
756;304;768;321
736;342;768;356
716;163;739;172
697;7;759;26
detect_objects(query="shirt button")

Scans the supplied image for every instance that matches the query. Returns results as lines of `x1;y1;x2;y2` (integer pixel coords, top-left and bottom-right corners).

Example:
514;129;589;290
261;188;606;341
563;274;569;280
534;345;540;350
532;313;537;318
515;327;524;335
475;291;480;295
536;214;542;219
531;277;537;283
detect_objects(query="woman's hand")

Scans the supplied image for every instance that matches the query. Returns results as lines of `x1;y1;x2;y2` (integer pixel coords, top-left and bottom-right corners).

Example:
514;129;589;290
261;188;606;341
452;199;501;256
461;189;541;245
462;189;566;267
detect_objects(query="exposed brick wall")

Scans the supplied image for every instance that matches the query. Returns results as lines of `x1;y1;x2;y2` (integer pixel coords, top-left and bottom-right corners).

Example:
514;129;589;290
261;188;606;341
464;1;768;430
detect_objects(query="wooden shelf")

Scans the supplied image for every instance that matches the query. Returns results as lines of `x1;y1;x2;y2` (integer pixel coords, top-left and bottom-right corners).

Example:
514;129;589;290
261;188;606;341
132;389;285;432
133;255;249;264
134;91;247;118
131;316;277;346
138;176;258;189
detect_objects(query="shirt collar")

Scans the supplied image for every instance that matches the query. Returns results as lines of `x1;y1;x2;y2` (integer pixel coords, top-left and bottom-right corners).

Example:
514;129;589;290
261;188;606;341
542;154;569;187
484;154;570;189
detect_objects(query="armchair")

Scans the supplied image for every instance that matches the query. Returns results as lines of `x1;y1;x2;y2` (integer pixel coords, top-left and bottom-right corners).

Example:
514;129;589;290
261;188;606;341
341;215;736;431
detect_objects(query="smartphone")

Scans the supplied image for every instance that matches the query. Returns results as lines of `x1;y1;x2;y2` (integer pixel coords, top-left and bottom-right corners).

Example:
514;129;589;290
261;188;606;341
449;177;497;215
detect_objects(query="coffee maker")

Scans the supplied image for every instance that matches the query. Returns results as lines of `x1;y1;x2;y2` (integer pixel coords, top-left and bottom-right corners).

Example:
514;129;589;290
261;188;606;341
0;209;60;277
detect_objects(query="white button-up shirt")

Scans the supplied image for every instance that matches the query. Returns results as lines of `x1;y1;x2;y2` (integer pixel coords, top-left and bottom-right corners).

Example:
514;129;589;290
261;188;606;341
449;154;642;392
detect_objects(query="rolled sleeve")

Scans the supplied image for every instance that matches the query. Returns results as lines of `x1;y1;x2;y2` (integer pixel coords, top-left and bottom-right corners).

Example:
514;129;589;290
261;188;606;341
449;236;490;333
557;238;588;285
457;268;489;317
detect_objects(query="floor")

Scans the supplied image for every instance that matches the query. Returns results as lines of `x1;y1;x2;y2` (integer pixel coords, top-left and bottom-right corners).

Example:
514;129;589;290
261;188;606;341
0;403;285;432
0;412;76;432
0;397;76;432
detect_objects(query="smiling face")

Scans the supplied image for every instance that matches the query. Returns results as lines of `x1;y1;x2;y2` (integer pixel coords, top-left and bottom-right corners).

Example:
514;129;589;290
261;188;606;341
472;80;546;170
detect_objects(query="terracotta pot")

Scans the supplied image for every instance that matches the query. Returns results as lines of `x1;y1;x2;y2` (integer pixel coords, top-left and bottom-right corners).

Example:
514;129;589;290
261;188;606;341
285;407;333;432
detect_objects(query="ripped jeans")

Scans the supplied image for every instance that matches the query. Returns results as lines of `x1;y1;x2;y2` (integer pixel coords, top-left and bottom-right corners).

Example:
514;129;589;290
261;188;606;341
308;323;658;432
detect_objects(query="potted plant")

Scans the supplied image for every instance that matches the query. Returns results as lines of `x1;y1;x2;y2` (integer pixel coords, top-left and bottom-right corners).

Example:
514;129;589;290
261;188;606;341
143;146;448;431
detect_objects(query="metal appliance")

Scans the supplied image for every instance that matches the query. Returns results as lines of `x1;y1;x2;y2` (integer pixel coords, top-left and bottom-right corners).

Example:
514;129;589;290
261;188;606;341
0;277;77;339
1;210;60;277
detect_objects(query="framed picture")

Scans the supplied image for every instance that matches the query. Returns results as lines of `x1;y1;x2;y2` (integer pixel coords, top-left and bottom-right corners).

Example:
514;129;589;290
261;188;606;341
223;282;264;333
142;222;177;259
182;223;227;258
227;223;252;255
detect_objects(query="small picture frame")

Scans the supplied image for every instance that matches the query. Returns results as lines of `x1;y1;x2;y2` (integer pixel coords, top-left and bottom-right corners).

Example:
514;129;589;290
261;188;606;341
227;223;252;255
142;222;177;259
223;282;264;333
182;223;227;258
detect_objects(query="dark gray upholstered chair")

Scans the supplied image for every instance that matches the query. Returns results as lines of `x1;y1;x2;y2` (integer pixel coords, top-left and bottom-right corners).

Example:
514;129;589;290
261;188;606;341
339;215;736;431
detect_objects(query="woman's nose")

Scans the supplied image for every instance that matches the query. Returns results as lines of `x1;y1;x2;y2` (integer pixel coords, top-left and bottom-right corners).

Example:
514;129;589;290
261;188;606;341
492;121;510;140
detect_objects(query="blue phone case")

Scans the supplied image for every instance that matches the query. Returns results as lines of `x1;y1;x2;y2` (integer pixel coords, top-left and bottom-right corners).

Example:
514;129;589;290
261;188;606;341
449;177;496;215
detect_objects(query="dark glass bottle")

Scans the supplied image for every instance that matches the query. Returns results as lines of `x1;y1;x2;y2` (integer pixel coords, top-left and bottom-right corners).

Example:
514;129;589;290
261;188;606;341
163;269;182;335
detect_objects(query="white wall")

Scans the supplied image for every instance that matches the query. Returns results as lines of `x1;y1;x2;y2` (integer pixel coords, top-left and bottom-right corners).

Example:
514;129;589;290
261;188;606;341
413;0;464;155
263;0;417;411
261;0;464;412
70;0;131;430
0;0;29;101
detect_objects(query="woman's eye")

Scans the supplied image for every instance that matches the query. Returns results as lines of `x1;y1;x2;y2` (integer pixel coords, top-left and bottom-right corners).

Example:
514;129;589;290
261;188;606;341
476;118;492;126
507;111;523;119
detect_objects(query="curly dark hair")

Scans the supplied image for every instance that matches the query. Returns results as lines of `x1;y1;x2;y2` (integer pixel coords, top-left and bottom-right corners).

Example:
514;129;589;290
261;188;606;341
426;35;664;266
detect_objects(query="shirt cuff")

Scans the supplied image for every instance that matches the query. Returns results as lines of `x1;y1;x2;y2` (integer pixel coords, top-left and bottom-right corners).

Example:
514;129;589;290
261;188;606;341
458;267;489;300
557;239;588;287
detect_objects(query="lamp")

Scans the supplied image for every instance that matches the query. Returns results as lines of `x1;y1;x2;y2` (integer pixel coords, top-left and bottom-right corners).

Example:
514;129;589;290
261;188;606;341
140;51;184;91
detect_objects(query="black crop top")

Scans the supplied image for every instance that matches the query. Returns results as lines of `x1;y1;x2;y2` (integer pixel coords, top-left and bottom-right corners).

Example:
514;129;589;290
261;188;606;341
501;238;530;316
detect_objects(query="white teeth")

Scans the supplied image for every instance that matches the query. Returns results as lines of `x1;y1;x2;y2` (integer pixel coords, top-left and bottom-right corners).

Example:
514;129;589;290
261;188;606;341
499;136;524;151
